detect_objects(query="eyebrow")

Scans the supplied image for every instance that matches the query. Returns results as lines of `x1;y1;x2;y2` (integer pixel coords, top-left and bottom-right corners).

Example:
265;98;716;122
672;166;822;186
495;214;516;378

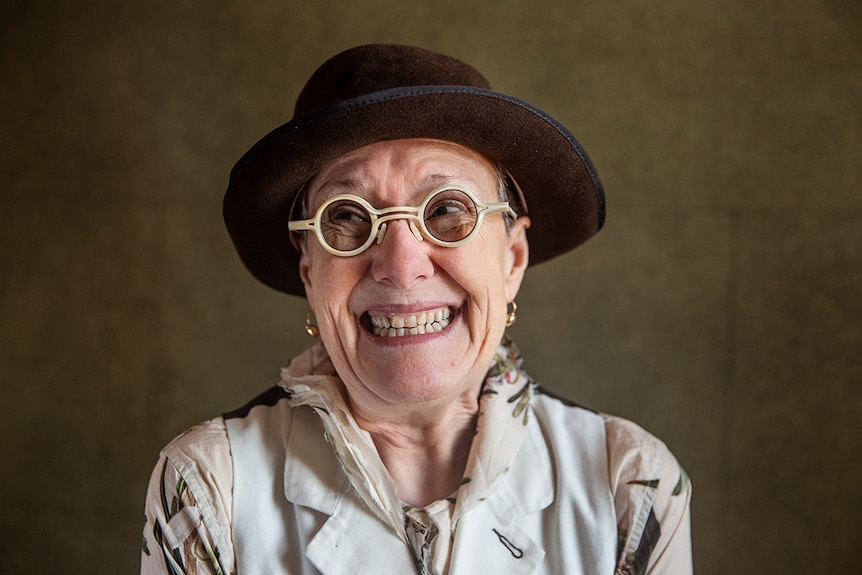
422;173;460;189
312;173;477;205
316;177;370;195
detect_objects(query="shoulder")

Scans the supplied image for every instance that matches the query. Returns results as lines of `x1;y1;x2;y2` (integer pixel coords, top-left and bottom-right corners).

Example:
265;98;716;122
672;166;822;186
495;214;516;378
161;416;231;471
158;416;235;527
528;388;684;491
153;384;298;522
601;413;693;574
529;388;684;492
528;387;692;572
601;413;682;493
143;417;235;574
142;381;313;574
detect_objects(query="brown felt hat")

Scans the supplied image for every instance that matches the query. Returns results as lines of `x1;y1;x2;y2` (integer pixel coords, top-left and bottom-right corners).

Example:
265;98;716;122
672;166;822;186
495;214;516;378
224;43;605;297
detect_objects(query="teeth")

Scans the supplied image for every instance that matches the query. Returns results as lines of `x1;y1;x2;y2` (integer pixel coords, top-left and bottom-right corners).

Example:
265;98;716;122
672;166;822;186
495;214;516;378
369;307;453;338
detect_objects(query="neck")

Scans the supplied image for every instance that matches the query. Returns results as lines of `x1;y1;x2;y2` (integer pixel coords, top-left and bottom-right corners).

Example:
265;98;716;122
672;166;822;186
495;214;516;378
353;397;479;509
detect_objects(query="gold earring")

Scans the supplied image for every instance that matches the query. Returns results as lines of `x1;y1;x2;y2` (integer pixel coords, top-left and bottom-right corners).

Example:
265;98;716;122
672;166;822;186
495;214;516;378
305;312;319;337
506;300;518;327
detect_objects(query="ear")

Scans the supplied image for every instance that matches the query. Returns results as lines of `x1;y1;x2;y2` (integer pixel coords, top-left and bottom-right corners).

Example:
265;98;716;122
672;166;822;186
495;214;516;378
503;216;531;302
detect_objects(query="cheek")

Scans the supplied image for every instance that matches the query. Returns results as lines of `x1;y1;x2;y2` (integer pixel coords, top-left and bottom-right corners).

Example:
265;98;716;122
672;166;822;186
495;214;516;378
448;242;511;312
470;235;511;288
305;251;365;319
305;252;340;311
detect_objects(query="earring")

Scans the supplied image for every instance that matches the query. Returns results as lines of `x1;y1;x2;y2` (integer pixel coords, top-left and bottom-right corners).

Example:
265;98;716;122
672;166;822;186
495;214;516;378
506;301;518;327
305;312;320;337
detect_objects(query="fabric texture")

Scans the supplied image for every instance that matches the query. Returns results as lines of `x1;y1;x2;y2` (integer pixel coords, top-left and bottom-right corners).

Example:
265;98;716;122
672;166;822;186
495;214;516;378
141;339;692;574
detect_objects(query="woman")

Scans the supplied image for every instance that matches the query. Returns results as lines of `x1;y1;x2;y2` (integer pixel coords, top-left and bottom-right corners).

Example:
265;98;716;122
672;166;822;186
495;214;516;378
142;44;692;575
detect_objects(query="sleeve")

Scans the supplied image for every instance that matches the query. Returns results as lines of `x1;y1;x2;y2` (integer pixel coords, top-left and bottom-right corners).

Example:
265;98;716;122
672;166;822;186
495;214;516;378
141;419;235;575
604;415;693;575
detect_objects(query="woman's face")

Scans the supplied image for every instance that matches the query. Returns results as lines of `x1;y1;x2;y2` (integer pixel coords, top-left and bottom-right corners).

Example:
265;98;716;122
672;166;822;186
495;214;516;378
298;138;530;419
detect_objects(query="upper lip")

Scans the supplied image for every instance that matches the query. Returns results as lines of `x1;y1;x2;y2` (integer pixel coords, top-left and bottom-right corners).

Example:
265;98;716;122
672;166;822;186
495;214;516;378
368;305;452;324
360;300;457;315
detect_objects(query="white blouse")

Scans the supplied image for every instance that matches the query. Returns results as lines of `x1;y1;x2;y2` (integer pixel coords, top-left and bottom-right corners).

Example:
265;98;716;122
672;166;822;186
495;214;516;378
141;338;692;574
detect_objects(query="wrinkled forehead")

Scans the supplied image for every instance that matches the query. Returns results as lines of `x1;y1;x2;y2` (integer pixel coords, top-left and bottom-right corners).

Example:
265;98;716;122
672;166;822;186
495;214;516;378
303;138;501;207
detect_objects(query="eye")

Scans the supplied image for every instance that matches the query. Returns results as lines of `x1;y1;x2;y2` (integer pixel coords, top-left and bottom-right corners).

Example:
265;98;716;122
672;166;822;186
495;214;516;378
325;201;370;223
426;191;473;219
424;189;480;242
320;199;373;251
428;203;465;218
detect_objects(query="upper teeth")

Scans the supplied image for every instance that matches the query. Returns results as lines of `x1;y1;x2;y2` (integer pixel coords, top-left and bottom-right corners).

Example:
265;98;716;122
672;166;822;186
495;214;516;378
369;307;453;337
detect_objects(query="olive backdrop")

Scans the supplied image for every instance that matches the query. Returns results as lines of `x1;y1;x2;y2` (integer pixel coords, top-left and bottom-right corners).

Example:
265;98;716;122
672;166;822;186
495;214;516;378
1;0;860;573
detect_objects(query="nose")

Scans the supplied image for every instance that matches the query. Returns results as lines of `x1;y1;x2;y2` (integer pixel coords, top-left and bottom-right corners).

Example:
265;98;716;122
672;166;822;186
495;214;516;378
370;218;435;288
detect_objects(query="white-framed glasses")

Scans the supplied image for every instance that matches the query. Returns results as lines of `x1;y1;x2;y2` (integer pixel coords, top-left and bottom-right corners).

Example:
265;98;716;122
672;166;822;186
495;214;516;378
288;185;516;257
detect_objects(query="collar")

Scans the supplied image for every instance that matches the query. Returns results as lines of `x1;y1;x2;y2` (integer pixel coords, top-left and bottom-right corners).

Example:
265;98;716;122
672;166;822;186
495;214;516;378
277;337;554;536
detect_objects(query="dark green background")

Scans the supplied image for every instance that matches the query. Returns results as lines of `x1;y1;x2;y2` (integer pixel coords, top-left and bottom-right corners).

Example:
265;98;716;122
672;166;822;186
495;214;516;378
2;0;860;572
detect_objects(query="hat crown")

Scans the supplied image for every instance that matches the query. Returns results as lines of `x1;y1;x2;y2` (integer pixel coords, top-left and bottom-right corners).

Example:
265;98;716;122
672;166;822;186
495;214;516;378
294;44;493;118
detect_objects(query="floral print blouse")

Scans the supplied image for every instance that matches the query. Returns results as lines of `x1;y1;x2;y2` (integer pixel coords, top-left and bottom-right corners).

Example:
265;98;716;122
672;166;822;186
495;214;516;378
141;338;692;574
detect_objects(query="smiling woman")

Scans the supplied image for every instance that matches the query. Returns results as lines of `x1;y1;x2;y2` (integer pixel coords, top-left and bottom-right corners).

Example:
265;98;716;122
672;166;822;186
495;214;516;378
296;139;528;422
141;44;692;575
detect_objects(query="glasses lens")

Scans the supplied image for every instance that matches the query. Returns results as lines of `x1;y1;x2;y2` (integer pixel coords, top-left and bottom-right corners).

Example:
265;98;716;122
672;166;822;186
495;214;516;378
320;199;373;252
423;189;479;243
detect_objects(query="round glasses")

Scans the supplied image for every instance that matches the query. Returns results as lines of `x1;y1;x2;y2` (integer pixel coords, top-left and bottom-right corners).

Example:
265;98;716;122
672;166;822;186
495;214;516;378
288;185;516;257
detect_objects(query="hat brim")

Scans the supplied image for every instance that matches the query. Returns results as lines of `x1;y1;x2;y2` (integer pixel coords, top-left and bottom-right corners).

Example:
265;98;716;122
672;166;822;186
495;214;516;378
224;85;605;297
